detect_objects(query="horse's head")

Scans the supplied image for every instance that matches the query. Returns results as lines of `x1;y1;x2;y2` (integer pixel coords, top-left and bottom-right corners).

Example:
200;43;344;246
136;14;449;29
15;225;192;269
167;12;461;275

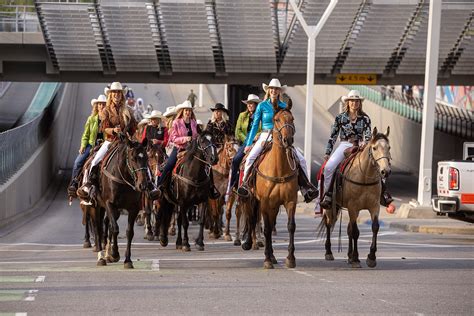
273;107;295;148
369;126;392;179
125;138;149;191
222;135;239;162
197;132;218;165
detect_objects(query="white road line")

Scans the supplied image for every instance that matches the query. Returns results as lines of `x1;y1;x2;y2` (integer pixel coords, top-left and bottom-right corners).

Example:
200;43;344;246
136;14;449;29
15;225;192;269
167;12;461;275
392;196;403;202
294;271;313;278
357;239;474;248
23;290;38;301
35;276;45;283
151;259;160;271
15;313;27;316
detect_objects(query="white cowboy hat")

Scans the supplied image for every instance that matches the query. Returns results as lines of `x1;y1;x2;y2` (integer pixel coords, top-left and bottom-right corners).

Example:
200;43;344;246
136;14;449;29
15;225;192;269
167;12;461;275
104;82;128;96
175;100;193;112
90;94;107;106
196;119;203;125
241;94;261;105
138;118;150;126
148;110;163;119
262;78;286;93
341;90;365;102
163;106;176;117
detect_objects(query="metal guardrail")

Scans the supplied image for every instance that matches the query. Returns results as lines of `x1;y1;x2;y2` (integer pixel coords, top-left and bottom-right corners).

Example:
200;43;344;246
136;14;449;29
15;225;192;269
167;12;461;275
347;85;474;140
0;83;61;185
0;5;40;32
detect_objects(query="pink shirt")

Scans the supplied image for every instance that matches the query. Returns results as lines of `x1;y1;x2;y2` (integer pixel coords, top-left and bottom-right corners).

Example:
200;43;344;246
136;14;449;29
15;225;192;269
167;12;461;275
170;118;198;149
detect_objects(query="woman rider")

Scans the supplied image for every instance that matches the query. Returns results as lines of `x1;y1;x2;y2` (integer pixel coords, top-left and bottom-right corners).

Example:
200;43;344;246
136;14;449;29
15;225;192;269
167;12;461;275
227;94;261;195
204;103;233;149
68;94;106;193
155;101;219;199
141;110;168;150
237;79;318;203
318;90;393;210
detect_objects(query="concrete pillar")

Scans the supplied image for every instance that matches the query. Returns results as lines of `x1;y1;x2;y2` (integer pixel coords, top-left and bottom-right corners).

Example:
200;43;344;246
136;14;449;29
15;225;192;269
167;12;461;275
198;84;203;108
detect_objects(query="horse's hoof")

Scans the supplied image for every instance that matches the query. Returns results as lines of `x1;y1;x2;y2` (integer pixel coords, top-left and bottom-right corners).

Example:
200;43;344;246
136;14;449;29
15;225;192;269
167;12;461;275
270;255;278;264
97;259;107;266
366;257;377;268
263;261;274;269
124;261;134;269
252;244;259;250
325;254;334;261
285;258;296;269
257;240;264;248
241;241;252;251
234;239;241;246
351;262;362;269
169;228;176;236
147;234;154;242
195;244;205;251
110;254;120;263
182;245;191;252
160;238;168;247
224;234;232;242
83;241;92;248
176;244;182;250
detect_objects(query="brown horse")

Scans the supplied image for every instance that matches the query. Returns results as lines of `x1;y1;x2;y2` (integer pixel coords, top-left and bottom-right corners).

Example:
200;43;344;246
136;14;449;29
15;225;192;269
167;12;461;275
96;138;150;268
206;136;238;239
242;107;299;269
317;127;391;268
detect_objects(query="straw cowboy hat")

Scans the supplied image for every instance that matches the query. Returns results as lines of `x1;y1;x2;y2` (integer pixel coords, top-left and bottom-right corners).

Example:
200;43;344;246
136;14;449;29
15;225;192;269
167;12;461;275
262;78;286;93
175;100;193;112
210;103;229;115
90;94;107;106
104;82;128;96
341;90;365;102
138;118;150;127
163;106;176;117
241;94;261;105
148;110;163;119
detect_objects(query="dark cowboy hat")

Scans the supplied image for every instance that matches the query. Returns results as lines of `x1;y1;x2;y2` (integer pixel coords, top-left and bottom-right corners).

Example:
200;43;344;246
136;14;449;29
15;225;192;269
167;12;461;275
210;103;229;115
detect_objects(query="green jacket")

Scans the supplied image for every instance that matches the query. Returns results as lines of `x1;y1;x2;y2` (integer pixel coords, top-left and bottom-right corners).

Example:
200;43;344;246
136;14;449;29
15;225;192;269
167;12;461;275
81;114;99;149
235;111;261;145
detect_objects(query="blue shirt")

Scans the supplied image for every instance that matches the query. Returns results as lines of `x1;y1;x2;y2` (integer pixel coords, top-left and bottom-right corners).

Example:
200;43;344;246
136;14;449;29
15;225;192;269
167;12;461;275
244;98;287;146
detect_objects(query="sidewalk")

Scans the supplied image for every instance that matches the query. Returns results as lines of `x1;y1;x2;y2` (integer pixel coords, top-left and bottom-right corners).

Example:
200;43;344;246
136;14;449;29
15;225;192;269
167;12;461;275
295;197;474;236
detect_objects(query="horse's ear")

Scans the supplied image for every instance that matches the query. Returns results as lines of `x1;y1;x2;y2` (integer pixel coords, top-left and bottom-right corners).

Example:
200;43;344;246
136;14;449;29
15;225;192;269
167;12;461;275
372;127;378;137
385;126;390;137
287;98;293;110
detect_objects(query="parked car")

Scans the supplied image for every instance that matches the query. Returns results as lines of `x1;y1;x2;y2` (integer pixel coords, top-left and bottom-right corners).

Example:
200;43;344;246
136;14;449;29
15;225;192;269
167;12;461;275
432;142;474;223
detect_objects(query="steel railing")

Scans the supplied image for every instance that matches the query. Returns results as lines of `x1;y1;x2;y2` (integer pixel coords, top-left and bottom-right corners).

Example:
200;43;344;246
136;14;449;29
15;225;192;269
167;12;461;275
0;5;40;32
346;85;474;140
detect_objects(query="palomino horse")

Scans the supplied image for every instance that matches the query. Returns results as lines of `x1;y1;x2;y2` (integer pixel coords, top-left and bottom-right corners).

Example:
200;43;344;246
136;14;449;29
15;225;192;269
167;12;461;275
206;136;238;239
242;107;299;269
162;132;218;251
96;138;150;268
317;127;391;268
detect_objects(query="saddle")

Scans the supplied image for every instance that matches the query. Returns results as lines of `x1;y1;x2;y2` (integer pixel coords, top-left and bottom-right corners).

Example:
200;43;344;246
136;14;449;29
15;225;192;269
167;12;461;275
238;140;273;188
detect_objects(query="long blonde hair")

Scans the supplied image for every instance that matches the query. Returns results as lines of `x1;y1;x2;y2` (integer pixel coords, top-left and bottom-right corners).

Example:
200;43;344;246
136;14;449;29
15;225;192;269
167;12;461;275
91;103;98;116
105;91;132;125
211;110;229;123
342;99;364;115
264;89;284;112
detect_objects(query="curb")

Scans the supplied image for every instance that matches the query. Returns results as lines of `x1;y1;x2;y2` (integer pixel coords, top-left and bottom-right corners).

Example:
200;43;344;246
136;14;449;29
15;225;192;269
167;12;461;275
389;222;474;235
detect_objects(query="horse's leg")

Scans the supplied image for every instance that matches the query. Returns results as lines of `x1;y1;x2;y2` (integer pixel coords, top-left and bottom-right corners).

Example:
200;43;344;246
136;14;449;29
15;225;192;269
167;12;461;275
169;212;176;236
348;211;361;268
224;193;235;241
93;208;106;266
262;210;275;269
347;221;353;263
366;208;380;268
105;202;120;263
144;199;154;241
256;208;264;248
195;202;206;251
158;201;170;247
102;215;109;250
285;201;297;268
182;207;191;252
176;209;182;250
234;201;241;246
83;210;92;248
123;209;138;269
324;213;334;261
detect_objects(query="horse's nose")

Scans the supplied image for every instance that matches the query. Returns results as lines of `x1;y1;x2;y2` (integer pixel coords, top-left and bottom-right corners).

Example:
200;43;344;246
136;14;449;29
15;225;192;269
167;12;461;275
288;137;294;146
139;182;147;191
381;170;387;178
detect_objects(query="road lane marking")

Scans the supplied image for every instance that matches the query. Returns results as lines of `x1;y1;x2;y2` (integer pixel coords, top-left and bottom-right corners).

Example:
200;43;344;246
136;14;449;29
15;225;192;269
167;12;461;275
23;290;38;302
34;276;45;283
151;259;160;271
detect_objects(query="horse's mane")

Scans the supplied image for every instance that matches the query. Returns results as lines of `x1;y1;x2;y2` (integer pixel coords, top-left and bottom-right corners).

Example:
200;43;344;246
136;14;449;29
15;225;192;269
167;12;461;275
371;133;389;143
184;138;198;161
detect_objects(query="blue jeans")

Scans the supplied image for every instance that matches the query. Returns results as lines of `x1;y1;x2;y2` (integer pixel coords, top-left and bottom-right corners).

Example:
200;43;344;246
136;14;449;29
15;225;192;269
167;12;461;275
71;144;91;180
156;147;178;186
229;145;246;189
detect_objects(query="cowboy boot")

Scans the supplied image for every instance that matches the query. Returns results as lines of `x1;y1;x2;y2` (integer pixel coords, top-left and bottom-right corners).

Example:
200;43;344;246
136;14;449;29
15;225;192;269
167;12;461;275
298;165;318;203
147;181;161;200
77;169;91;199
68;178;79;196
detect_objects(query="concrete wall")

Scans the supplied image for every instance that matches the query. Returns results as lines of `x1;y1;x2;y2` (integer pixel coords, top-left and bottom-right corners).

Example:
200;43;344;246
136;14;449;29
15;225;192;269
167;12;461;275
313;85;467;175
0;83;78;228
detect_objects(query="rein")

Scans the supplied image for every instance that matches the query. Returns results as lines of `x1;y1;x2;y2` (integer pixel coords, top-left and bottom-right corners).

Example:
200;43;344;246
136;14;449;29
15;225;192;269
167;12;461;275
102;145;147;191
343;144;389;186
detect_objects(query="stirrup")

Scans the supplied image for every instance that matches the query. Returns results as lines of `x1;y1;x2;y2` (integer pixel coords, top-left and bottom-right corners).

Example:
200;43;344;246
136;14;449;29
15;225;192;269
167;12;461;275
303;188;318;203
319;193;332;209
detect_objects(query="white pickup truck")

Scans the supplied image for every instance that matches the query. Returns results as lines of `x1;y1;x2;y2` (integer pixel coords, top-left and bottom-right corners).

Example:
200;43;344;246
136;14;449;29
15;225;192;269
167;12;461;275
432;142;474;223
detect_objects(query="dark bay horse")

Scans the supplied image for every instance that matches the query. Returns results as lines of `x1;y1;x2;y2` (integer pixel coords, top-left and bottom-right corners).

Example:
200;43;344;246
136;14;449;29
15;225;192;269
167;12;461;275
162;132;218;251
242;107;299;269
317;127;391;268
96;138;150;268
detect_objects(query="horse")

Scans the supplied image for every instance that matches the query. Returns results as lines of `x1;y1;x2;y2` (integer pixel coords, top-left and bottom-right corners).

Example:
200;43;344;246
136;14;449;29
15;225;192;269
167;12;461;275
317;127;391;268
96;137;150;268
206;136;239;239
161;132;218;252
241;107;299;269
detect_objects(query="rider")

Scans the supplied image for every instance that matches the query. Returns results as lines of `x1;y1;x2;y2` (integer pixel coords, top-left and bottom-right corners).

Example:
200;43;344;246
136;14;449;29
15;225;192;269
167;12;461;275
319;90;393;210
204;103;233;149
68;94;106;193
227;94;261;195
141;110;168;150
155;101;220;199
237;79;318;203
